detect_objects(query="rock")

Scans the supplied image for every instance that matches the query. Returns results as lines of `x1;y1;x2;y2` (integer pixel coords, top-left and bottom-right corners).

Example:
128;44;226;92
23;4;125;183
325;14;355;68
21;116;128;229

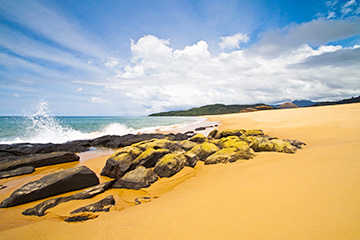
184;150;199;167
207;129;218;139
22;181;113;216
187;142;220;161
154;153;187;178
70;195;115;214
189;133;207;143
240;107;258;113
220;129;246;138
250;137;297;153
131;148;171;169
284;139;306;149
205;148;254;165
184;131;194;135
195;127;206;131
0;166;35;179
0;185;6;190
256;105;273;110
113;166;158;189
0;152;79;172
64;213;98;222
100;146;142;179
271;139;297;153
250;137;275;152
217;137;250;152
177;140;198;151
1;166;99;208
245;129;264;136
133;139;182;152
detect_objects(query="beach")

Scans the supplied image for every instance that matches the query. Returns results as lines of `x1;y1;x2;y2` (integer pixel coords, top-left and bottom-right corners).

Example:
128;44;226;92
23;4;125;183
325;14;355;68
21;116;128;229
1;103;360;239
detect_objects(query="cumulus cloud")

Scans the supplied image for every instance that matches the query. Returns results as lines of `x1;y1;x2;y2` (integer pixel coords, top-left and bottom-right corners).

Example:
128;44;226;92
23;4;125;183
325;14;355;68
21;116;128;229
95;28;360;113
219;33;250;50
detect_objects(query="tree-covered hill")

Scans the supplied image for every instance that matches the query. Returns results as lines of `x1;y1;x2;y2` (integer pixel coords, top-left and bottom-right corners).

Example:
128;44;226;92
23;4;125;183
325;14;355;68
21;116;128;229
149;103;271;116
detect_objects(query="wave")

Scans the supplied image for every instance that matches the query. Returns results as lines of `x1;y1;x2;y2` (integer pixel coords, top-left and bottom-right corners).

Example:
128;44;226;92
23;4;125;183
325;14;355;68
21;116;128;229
0;100;201;144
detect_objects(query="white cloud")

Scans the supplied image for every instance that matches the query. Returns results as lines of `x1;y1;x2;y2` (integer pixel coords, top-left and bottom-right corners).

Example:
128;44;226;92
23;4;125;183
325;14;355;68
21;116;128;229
219;33;250;50
87;31;360;113
90;97;108;103
76;88;83;92
248;18;360;57
105;58;119;67
13;93;20;98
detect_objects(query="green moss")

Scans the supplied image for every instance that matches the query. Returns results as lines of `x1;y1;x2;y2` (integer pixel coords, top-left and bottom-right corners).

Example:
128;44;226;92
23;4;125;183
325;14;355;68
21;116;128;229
189;133;207;143
221;129;246;138
245;129;264;136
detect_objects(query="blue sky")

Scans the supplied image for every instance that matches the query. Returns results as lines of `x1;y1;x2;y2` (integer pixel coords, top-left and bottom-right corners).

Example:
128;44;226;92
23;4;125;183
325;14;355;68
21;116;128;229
0;0;359;116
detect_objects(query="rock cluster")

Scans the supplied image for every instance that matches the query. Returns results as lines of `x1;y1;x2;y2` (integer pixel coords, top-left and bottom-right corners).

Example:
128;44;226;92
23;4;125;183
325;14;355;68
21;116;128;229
100;129;305;190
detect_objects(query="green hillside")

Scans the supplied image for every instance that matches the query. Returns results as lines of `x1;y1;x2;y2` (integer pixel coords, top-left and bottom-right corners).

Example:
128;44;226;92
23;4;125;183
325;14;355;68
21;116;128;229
149;103;268;116
312;96;360;107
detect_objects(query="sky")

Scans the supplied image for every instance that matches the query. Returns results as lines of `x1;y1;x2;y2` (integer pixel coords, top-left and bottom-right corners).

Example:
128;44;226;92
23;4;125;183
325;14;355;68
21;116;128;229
0;0;359;116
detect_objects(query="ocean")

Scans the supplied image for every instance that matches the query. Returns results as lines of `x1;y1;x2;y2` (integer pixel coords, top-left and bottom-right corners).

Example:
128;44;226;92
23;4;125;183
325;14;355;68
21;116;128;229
0;102;203;145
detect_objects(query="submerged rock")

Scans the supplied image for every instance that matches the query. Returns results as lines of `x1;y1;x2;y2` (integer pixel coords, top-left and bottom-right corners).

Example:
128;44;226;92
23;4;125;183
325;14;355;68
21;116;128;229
1;166;99;208
154;153;187;178
70;195;115;214
113;166;158;189
0;152;79;172
22;181;113;216
0;166;35;179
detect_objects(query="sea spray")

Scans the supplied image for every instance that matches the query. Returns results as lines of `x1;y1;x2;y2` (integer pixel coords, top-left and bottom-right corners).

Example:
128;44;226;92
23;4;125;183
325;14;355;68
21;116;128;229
0;100;203;144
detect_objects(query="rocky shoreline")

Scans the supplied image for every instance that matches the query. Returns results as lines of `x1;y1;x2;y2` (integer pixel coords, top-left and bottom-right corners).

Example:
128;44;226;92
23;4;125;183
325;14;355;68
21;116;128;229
0;128;305;222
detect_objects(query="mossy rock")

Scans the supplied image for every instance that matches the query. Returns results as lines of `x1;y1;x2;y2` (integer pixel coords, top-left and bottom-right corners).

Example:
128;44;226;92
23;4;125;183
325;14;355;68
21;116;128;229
217;136;250;152
250;137;297;153
220;129;246;138
205;148;254;165
188;142;220;161
189;133;207;143
132;148;171;168
271;139;297;153
132;139;182;152
178;140;198;151
250;137;275;152
101;146;143;179
245;129;264;136
184;150;199;167
113;166;158;189
154;153;187;178
109;146;143;160
207;129;218;139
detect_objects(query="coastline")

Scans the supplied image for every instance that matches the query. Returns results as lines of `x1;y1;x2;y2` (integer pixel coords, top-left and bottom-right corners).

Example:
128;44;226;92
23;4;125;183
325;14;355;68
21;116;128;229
1;103;360;239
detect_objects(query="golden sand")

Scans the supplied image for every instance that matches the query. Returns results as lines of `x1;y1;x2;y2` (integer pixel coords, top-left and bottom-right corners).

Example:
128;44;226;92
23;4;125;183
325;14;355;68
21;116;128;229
1;103;360;239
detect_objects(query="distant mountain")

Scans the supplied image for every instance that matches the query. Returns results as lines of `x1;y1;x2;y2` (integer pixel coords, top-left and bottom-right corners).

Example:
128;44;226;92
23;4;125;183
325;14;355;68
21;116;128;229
149;103;273;116
277;102;299;109
312;96;360;107
292;100;318;107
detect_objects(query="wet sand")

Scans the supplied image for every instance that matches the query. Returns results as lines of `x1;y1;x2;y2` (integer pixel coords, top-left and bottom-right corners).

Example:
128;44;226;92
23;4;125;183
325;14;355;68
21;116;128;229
1;103;360;239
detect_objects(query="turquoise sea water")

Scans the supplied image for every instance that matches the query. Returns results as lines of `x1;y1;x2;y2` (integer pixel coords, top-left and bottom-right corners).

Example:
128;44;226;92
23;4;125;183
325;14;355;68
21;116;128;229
0;102;200;144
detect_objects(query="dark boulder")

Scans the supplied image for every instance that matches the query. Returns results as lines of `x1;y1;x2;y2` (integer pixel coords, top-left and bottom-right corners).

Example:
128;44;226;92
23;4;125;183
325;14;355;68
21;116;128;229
64;213;98;222
22;181;113;216
0;152;79;172
100;146;142;179
70;195;115;214
1;165;99;208
113;166;158;189
195;127;206;131
0;166;35;179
